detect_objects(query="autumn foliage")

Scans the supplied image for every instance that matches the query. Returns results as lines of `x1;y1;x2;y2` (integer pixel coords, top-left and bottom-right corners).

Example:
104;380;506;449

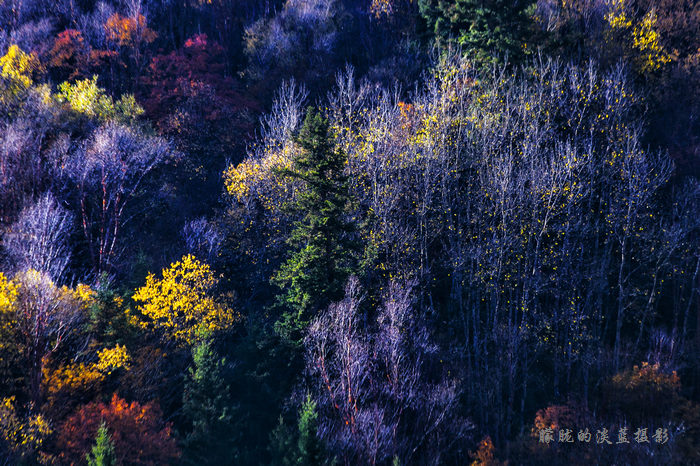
470;436;507;466
0;0;698;464
48;30;90;81
142;34;254;127
57;393;179;465
133;255;236;346
105;14;157;49
601;362;682;424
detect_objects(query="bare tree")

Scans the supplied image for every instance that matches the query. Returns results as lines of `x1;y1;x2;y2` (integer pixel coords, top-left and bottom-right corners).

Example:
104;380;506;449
305;278;471;465
259;79;308;150
0;120;42;225
66;123;170;273
181;217;221;263
3;192;73;281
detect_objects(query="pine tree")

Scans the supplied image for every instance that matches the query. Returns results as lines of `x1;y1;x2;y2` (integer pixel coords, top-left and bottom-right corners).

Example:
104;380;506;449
418;0;533;64
296;395;323;465
272;107;357;343
268;416;296;466
86;422;116;466
181;338;239;464
267;395;324;466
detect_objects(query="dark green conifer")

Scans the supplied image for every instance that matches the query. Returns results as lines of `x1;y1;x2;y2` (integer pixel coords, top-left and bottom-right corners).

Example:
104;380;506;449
419;0;533;64
272;107;357;343
182;338;239;464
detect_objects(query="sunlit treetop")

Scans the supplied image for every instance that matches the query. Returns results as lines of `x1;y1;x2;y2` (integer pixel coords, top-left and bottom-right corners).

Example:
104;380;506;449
605;0;673;73
55;76;144;124
224;143;300;209
0;45;42;97
96;344;131;374
0;273;18;310
132;254;237;346
105;14;157;48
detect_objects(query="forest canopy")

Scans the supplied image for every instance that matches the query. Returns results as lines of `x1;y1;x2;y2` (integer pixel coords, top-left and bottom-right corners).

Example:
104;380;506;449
0;0;699;464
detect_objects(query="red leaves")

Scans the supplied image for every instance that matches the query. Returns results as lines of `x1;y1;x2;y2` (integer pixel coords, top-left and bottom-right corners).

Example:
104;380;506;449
57;393;179;465
141;34;256;126
48;30;90;80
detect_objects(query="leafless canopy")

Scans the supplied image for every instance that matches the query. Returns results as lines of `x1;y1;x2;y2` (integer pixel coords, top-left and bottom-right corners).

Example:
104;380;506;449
66;123;170;273
3;192;73;281
305;277;472;465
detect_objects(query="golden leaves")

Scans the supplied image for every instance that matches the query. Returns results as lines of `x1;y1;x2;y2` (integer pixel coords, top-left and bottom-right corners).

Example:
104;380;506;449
105;14;157;47
0;272;18;309
133;255;236;345
632;10;673;72
97;344;131;373
605;1;673;73
605;0;633;30
0;45;42;95
55;76;144;123
0;397;52;457
224;144;298;209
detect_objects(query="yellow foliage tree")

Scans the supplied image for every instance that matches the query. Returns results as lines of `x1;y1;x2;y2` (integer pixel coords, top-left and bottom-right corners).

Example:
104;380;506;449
0;45;41;93
0;272;18;309
0;396;52;462
133;255;235;345
96;344;131;373
41;344;130;418
41;360;104;415
223;143;299;210
632;10;673;72
55;75;144;124
605;1;672;73
0;273;21;392
3;270;89;405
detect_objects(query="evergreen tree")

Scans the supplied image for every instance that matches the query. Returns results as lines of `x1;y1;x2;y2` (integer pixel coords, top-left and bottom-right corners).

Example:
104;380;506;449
86;422;116;466
268;416;296;466
268;395;324;466
296;395;323;465
418;0;533;64
181;338;239;464
272;107;358;343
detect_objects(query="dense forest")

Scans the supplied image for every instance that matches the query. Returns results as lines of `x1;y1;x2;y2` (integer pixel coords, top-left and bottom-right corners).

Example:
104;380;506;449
0;0;698;464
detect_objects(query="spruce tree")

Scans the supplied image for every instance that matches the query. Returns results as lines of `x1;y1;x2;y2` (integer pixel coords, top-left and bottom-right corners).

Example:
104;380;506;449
419;0;533;64
181;338;239;464
272;107;357;343
296;395;323;465
268;395;324;466
86;422;116;466
268;416;296;466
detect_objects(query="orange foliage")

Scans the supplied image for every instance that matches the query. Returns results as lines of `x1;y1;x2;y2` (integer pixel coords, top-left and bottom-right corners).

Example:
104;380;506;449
602;362;681;424
397;100;418;133
397;100;414;119
470;436;507;466
612;361;680;391
105;14;157;48
371;0;396;18
531;403;588;437
88;49;119;70
49;30;90;80
57;393;179;465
